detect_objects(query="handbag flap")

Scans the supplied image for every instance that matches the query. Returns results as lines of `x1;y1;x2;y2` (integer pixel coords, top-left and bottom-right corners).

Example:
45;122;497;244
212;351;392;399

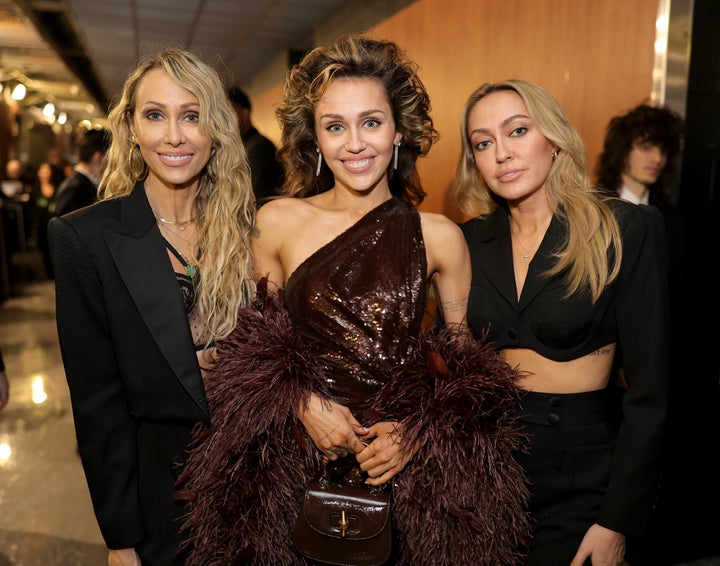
300;479;390;540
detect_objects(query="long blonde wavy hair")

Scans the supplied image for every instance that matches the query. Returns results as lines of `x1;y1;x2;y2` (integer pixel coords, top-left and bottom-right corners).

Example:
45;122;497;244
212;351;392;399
453;79;621;303
101;47;256;341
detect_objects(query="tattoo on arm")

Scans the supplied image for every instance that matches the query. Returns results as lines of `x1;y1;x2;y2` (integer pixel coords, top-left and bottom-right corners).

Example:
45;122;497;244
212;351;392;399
589;347;613;356
440;298;468;314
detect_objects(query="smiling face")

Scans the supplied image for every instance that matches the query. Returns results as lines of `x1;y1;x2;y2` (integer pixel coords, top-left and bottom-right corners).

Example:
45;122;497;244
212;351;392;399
129;68;212;190
314;77;401;195
467;89;556;204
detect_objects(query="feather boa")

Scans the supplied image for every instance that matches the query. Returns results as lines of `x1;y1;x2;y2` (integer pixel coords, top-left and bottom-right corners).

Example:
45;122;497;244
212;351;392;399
177;279;530;565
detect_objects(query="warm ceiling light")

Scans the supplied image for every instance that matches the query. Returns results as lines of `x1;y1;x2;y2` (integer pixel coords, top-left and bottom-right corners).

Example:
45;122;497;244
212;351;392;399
57;112;67;125
11;83;26;100
42;102;55;117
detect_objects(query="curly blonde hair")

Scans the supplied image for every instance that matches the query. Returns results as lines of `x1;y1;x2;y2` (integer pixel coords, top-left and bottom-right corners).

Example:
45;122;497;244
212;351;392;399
101;47;256;341
453;79;621;303
275;34;438;205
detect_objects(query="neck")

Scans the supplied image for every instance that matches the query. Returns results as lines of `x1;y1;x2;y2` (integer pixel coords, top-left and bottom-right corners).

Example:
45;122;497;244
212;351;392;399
144;181;196;224
619;174;648;201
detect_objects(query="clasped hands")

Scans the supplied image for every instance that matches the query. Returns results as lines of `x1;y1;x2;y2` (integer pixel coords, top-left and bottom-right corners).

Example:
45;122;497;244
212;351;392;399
298;393;415;486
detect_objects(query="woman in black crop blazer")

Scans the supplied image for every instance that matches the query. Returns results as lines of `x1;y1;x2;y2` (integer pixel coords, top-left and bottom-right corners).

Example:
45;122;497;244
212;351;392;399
451;80;669;566
49;48;255;566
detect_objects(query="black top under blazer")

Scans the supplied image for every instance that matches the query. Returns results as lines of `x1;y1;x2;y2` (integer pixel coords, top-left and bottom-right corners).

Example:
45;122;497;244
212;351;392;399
462;198;669;536
48;183;209;552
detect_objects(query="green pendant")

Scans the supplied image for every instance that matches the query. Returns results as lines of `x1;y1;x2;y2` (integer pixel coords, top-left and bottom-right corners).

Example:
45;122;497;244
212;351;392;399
186;265;197;277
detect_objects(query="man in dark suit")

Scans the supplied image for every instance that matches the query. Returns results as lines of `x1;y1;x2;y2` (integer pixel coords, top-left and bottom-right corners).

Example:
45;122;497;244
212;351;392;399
227;86;284;203
54;127;110;216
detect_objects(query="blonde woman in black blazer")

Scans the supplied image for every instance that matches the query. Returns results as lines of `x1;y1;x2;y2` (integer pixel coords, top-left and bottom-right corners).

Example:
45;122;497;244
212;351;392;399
49;48;255;566
452;80;669;566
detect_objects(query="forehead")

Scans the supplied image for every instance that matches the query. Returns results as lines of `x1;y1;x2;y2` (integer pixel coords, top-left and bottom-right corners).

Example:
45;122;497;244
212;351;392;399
135;68;197;104
469;90;527;124
316;77;390;114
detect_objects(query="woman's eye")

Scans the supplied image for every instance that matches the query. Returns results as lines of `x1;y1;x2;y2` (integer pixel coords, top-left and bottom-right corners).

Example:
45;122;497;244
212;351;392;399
327;123;343;133
510;126;527;137
474;140;490;151
185;113;200;123
146;111;162;120
365;118;380;128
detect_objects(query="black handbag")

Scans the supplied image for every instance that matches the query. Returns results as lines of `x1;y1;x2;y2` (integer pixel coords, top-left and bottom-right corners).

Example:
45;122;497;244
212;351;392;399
293;455;392;566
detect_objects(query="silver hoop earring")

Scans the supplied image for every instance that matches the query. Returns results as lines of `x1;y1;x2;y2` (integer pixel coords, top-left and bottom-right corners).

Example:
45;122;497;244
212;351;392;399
315;147;323;177
393;142;400;170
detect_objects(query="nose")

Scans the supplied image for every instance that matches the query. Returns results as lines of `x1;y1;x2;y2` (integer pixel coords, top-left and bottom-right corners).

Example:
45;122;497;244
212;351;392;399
344;127;366;153
649;146;666;165
495;139;511;163
164;121;186;145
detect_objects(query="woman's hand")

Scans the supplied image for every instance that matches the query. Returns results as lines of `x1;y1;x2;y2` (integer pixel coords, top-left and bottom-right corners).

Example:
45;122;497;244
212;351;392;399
570;523;625;566
298;393;369;459
108;548;141;566
356;421;418;486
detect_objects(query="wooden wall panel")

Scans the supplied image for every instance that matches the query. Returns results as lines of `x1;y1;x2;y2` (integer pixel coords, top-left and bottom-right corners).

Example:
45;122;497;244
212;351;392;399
252;0;659;220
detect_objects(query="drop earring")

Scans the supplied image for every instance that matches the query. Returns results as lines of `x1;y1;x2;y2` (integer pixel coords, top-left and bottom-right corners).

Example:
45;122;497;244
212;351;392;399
315;147;323;176
552;148;560;159
393;142;400;170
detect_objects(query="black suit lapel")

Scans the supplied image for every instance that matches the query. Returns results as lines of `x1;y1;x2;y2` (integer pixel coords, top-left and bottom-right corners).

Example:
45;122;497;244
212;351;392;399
104;184;208;415
466;209;518;309
518;215;564;310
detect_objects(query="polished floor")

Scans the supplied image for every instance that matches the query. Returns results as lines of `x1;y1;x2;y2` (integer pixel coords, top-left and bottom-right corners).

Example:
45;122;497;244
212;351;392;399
0;271;106;564
0;254;719;566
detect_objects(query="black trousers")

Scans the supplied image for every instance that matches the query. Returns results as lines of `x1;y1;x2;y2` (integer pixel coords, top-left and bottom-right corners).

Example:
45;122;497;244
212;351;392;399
516;389;616;566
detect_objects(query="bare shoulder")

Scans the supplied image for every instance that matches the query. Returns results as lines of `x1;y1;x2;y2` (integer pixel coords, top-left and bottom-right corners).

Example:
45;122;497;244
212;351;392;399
418;210;465;245
255;197;312;237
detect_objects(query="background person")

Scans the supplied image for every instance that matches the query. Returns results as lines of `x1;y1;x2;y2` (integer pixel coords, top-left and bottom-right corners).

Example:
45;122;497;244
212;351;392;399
49;47;255;566
452;79;669;566
227;85;284;203
179;35;530;565
595;103;684;206
54;127;110;216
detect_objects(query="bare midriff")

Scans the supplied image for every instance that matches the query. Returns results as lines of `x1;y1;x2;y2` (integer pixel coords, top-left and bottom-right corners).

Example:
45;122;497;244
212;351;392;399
501;343;616;394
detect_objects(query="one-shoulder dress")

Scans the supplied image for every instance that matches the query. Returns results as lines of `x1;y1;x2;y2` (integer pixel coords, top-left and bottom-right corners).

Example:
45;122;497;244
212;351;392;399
178;197;531;565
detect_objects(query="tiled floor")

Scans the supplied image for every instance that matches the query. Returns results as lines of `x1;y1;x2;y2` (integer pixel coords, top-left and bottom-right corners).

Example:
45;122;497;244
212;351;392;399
0;278;106;565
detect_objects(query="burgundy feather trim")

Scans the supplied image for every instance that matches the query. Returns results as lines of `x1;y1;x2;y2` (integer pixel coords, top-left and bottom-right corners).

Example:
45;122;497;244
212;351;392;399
375;328;531;565
176;279;320;565
177;282;530;565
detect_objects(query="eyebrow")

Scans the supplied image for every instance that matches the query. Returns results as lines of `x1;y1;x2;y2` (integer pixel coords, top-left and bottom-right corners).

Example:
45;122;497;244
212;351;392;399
139;100;200;109
319;108;387;120
470;113;530;136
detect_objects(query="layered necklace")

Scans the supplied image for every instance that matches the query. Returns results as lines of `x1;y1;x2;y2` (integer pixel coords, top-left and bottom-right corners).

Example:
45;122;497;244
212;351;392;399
150;206;198;277
153;209;196;231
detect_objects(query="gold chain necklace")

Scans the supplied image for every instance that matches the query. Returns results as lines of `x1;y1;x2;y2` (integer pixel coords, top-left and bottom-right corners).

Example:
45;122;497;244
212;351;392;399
513;232;544;262
152;208;196;231
158;222;197;277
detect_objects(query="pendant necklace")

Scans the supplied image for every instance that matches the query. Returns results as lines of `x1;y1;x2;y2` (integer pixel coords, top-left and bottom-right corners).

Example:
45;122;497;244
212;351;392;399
513;231;544;262
158;222;197;277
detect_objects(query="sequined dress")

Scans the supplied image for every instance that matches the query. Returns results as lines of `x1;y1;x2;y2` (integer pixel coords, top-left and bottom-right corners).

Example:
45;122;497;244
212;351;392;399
285;197;426;417
178;197;531;566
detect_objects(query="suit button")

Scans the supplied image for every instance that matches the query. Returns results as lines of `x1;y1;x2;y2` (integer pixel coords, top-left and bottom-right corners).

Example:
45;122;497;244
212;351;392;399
548;413;561;426
549;396;562;408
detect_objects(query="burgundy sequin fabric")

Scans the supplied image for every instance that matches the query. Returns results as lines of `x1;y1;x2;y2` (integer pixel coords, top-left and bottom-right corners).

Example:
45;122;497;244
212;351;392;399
284;197;427;418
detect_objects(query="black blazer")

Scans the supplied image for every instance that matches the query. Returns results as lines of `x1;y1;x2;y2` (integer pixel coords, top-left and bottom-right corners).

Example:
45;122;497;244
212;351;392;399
54;170;98;216
48;183;208;553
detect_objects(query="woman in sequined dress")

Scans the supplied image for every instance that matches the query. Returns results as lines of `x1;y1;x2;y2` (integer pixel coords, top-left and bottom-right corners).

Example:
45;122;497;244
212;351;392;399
179;35;530;566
